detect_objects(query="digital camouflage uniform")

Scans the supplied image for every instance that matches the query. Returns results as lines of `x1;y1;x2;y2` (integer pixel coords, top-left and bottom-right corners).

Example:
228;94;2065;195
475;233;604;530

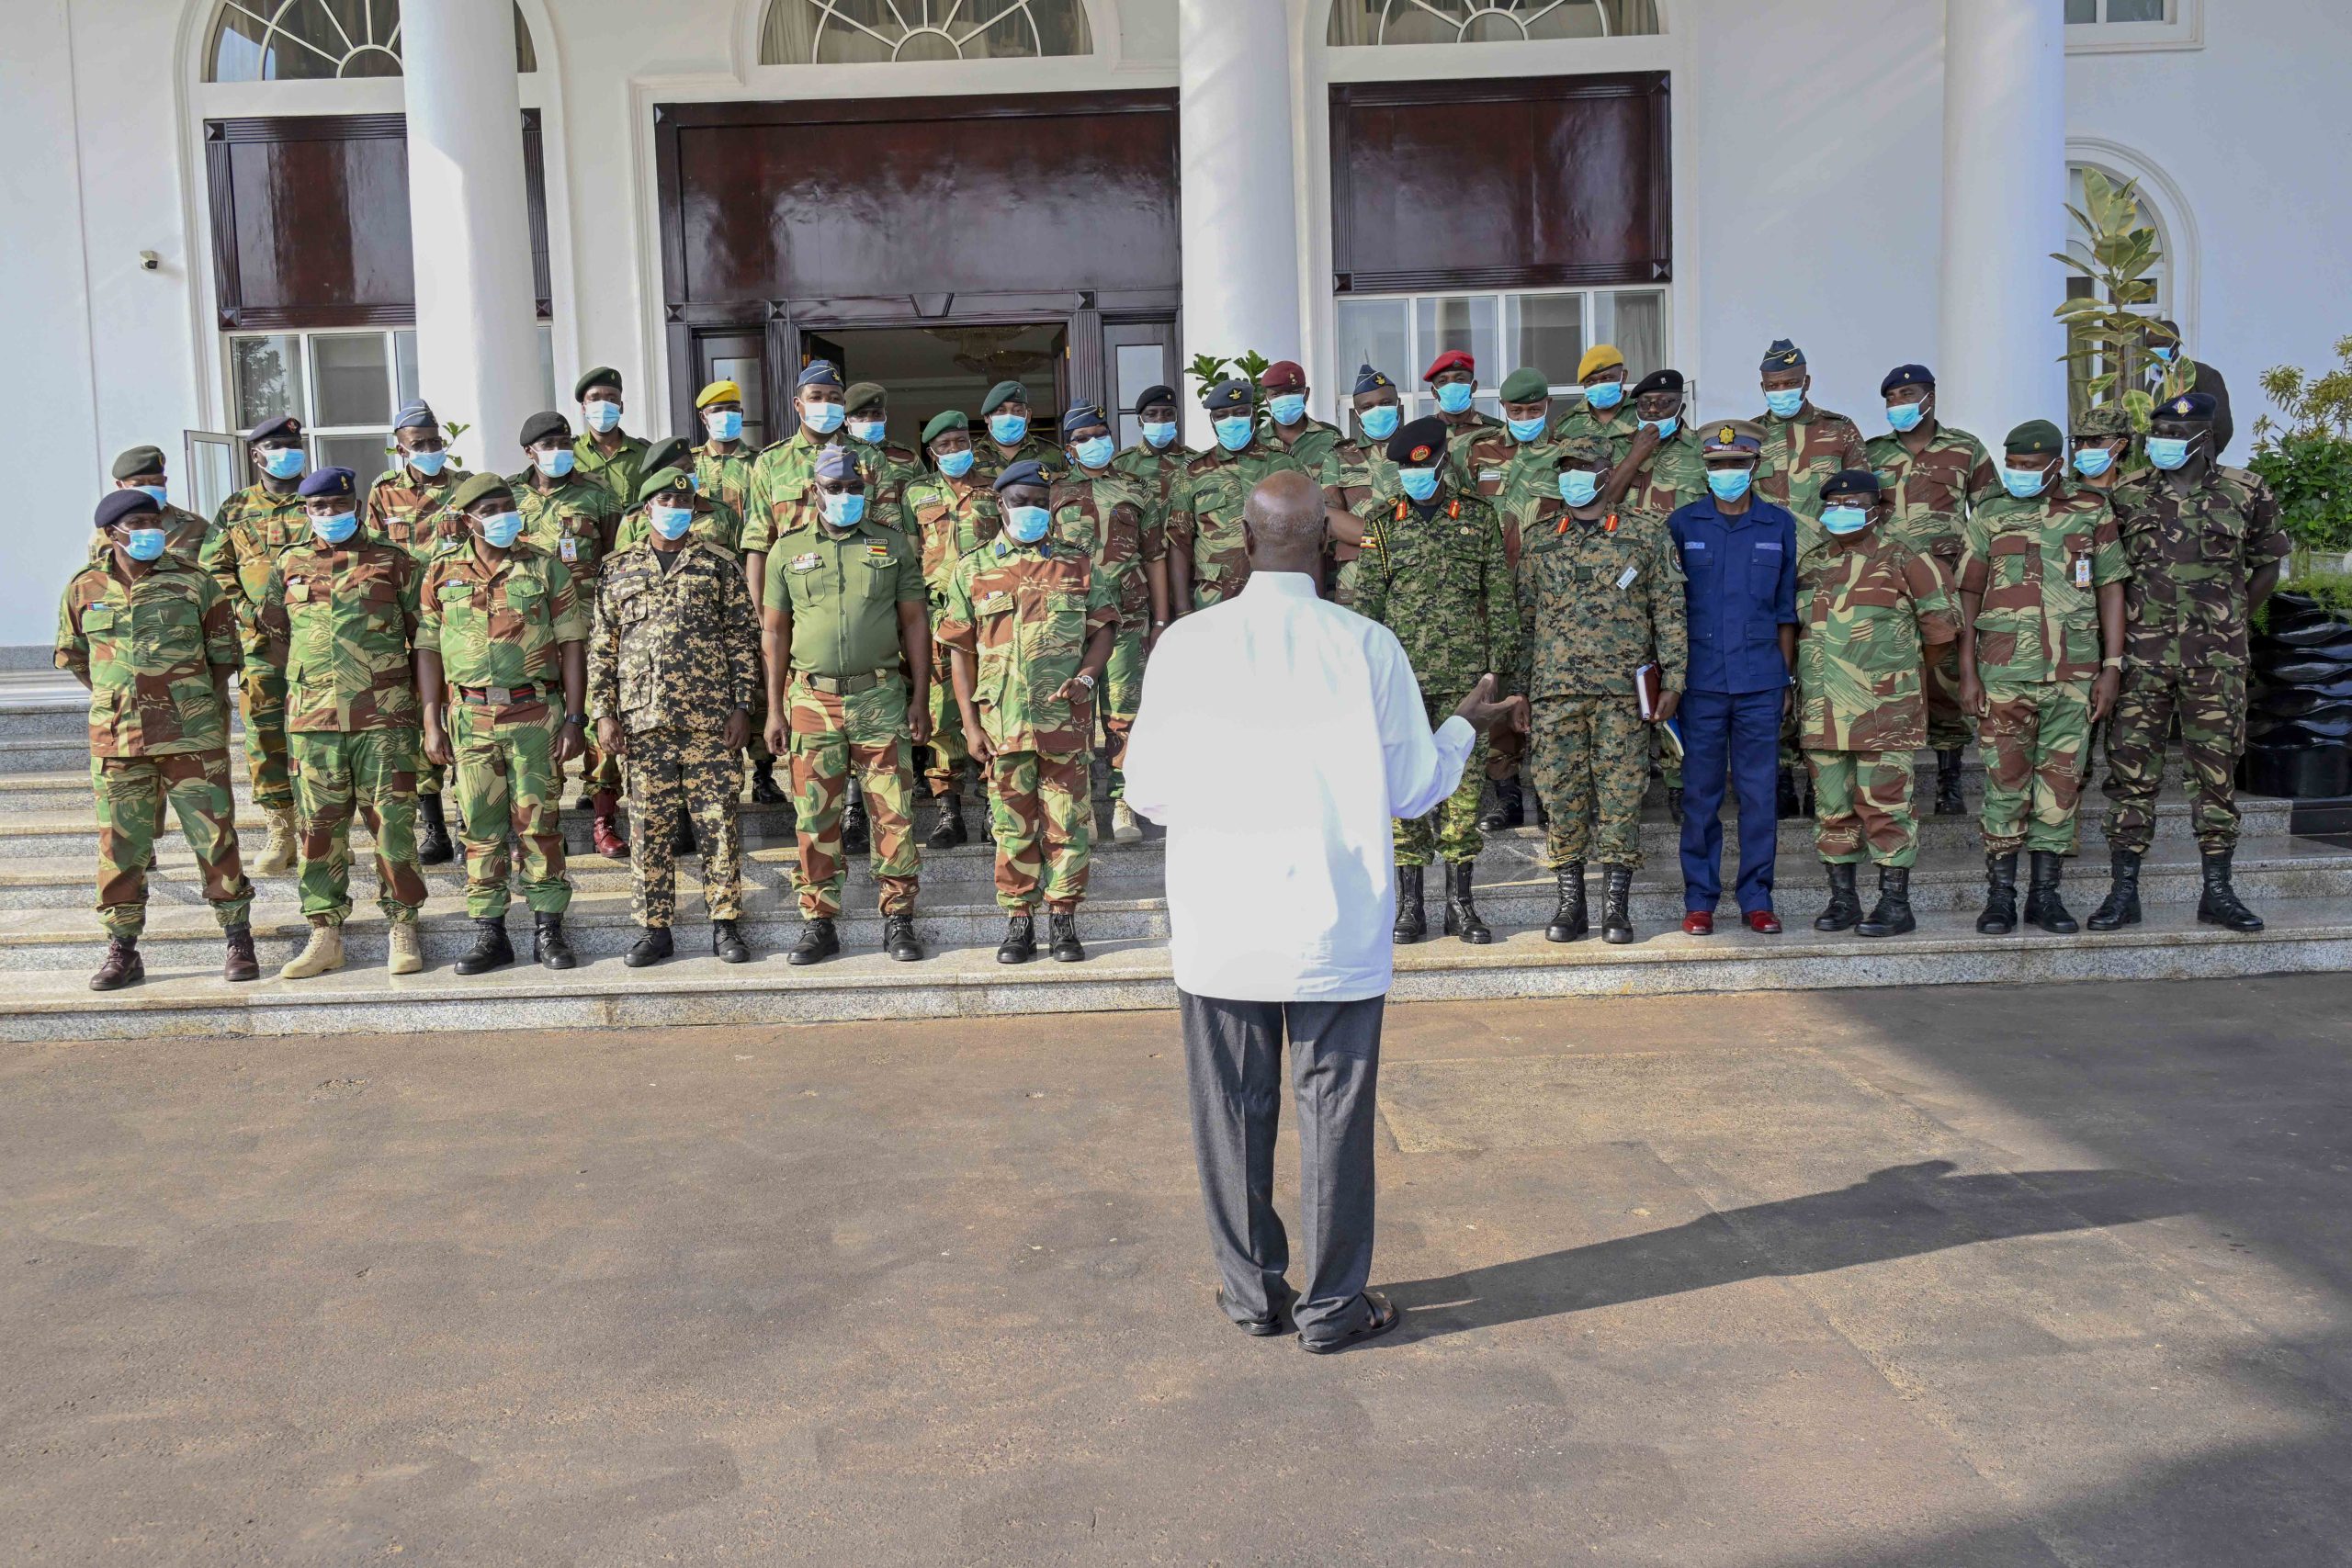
1170;442;1309;610
571;430;650;510
611;491;742;555
1960;486;2128;856
510;468;624;802
363;463;467;799
1320;436;1403;608
768;518;926;919
1352;484;1520;867
416;539;587;919
905;470;1003;801
56;555;254;938
1514;498;1684;871
2102;465;2291;854
847;434;925;526
259;535;427;927
1866;424;1999;751
590;536;761;928
1795;530;1959;868
200;483;308;812
1049;467;1150;786
939;535;1120;912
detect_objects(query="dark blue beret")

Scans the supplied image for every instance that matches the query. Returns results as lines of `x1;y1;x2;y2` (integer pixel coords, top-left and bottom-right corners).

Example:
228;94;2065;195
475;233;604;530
2155;391;2219;422
246;414;303;443
811;446;860;483
1204;378;1255;414
1761;338;1805;372
1060;404;1109;439
797;359;844;390
393;400;437;432
298;467;356;500
1386;415;1452;468
1820;468;1881;500
94;489;161;530
1133;384;1177;412
1352;363;1394;397
1880;364;1935;396
992;460;1050;493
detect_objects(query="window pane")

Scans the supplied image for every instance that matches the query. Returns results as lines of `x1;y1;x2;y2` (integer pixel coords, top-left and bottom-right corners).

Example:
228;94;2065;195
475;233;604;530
312;333;391;428
1508;293;1586;388
1415;295;1498;388
319;432;392;479
1336;298;1410;390
232;334;306;428
186;433;242;520
710;352;764;447
2064;0;2097;20
394;329;420;410
1591;290;1666;382
1114;344;1163;447
2107;0;2167;19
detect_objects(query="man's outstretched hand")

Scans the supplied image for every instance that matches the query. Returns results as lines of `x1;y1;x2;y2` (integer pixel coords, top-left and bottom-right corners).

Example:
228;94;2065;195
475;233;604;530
1454;673;1528;737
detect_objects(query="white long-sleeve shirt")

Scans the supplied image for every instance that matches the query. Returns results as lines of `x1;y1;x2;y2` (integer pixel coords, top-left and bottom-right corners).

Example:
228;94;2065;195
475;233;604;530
1121;570;1476;1002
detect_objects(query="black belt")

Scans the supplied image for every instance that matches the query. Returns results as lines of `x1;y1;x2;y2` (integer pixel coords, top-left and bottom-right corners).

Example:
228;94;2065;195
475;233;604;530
457;682;541;704
797;671;890;695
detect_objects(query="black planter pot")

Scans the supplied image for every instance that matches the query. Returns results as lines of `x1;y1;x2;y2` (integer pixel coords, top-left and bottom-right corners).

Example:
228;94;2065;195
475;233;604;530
2246;594;2352;798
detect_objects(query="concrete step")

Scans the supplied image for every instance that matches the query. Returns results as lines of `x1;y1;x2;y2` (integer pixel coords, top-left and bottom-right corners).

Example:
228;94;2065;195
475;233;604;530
17;893;2352;1043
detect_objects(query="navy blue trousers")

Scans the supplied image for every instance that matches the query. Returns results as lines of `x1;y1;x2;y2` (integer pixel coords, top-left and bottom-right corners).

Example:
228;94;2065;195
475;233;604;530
1679;687;1783;914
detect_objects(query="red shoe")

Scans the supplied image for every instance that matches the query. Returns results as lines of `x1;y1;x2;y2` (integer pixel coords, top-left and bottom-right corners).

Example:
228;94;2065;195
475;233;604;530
593;813;629;860
1745;909;1783;934
1681;910;1714;936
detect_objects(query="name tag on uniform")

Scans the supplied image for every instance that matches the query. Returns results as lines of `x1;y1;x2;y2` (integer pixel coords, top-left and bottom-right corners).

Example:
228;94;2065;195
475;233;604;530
1479;468;1503;484
560;536;577;562
2075;555;2092;587
1683;540;1707;553
978;590;1013;613
1755;541;1782;553
789;553;821;572
1616;564;1640;591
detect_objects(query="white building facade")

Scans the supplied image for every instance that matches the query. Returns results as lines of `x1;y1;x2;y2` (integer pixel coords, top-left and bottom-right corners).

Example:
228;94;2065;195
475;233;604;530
6;0;2348;648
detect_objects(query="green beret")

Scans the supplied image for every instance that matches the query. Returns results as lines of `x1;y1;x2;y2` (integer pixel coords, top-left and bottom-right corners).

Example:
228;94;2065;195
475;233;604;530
448;472;515;513
1498;367;1550;405
844;381;887;416
2004;419;2064;456
923;410;971;446
640;436;692;478
636;467;694;506
1554;435;1612;469
2072;403;2132;439
110;445;167;481
573;366;622;400
980;380;1027;416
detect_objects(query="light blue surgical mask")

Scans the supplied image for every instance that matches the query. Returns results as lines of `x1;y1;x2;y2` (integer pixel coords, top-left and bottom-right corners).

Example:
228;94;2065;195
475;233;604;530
1508;415;1549;445
259;446;305;479
1640;416;1679;441
1434;382;1475;416
1584;380;1625;411
988;412;1028;445
1214;415;1254;453
407;449;448;477
1358;404;1400;442
2000;464;2051;499
311;509;358;546
1764;387;1805;420
821;491;866;529
1557;470;1600;507
934;447;975;479
848;418;887;446
1884;401;1925;434
582;399;622;434
478;511;523;548
1269;394;1307;426
1821;504;1869;536
2145;435;2192;470
1706;467;1752;502
2150;345;2177;365
706;410;743;443
135;484;169;507
1398;466;1440;502
649;502;694;540
124;527;167;562
1004;503;1051;544
536;448;575;479
801;400;845;436
1142;421;1178;450
2073;446;2115;479
1072;435;1115;470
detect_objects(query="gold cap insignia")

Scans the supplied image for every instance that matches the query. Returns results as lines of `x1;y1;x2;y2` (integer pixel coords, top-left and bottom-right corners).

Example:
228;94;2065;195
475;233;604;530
1719;425;1736;441
2173;398;2191;414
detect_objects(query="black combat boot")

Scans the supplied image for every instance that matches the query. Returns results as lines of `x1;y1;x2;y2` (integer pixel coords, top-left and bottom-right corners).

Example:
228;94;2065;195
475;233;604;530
1600;864;1635;944
222;924;260;983
1441;861;1492;944
1545;863;1589;943
883;913;923;963
2197;849;2265;932
842;786;870;853
996;913;1037;964
1480;774;1524;831
749;758;786;806
712;919;751;964
1857;866;1916;938
1778;766;1801;820
1666;785;1683;820
1976;852;2019;934
1815;862;1862;932
534;912;576;970
789;917;840;965
626;926;673;968
1049;912;1086;963
416;792;454;864
1393;865;1426;944
2025;851;2078;934
1934;748;1966;817
2086;847;2143;931
927;793;967;849
90;937;143;992
456;919;513;975
670;814;696;858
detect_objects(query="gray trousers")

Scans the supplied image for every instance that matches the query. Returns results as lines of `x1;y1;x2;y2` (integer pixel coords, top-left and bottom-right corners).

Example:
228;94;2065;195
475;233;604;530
1179;987;1385;1344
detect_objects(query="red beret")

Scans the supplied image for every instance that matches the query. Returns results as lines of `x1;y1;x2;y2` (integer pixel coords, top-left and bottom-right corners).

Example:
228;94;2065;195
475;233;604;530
1261;360;1306;392
1423;349;1476;382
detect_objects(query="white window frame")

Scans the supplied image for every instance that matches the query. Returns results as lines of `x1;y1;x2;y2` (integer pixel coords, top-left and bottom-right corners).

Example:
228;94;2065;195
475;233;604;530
2065;0;2203;55
1330;284;1676;424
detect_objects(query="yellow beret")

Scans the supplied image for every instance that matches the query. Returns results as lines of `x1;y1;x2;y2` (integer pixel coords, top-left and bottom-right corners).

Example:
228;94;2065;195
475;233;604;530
695;380;741;409
1577;344;1626;381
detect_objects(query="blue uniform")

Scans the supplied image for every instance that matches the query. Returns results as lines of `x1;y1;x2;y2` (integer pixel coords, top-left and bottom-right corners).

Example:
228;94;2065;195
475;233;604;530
1669;496;1798;914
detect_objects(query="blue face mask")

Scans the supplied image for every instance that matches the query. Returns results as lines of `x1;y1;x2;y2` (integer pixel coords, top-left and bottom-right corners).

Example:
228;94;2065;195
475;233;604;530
2144;435;2192;470
1508;415;1549;444
2150;345;2177;365
1764;387;1805;420
1004;503;1051;544
1584;380;1625;411
1557;470;1600;507
136;484;169;507
1884;401;1925;434
848;418;887;446
1821;504;1869;536
1214;415;1254;453
1706;467;1752;502
406;449;447;478
801;400;846;436
706;410;743;443
1640;416;1679;441
934;447;975;479
582;399;623;434
1358;404;1400;442
1142;421;1178;450
821;491;866;529
478;510;523;548
1398;466;1440;503
2073;446;2115;479
988;412;1029;445
650;502;694;540
311;509;358;546
536;448;575;479
2001;464;2051;499
1434;382;1475;416
259;446;305;479
1072;434;1115;470
123;527;167;562
1268;394;1307;426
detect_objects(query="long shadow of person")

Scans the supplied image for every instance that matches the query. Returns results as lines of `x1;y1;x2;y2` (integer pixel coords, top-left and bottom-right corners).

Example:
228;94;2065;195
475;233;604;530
1384;1159;2188;1341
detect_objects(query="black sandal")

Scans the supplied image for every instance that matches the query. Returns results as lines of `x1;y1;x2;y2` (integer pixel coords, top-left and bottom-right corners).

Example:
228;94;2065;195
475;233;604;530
1218;1286;1292;1337
1298;1289;1401;1354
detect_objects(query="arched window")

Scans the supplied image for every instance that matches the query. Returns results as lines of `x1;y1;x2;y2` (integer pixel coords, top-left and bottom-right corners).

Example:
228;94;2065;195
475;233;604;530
758;0;1092;64
1327;0;1660;46
205;0;538;81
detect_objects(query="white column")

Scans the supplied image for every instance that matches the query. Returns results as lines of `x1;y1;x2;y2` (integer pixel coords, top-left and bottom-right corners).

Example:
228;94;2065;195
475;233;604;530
401;0;541;471
1938;0;2068;439
1178;0;1303;446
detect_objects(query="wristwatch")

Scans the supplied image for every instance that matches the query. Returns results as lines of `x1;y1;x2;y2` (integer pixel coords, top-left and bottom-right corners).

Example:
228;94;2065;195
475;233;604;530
565;712;588;727
2100;657;2124;671
1075;672;1097;691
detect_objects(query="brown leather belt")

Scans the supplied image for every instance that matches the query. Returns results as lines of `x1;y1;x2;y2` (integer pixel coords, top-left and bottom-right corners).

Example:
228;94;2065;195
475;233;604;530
456;682;540;704
798;671;889;695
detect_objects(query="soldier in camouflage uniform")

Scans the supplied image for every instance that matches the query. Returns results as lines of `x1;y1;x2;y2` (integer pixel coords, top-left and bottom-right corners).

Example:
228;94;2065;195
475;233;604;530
570;367;650;508
843;382;926;521
973;378;1069;488
744;361;854;607
1423;348;1502;446
592;467;761;967
1864;365;2000;817
1055;404;1155;844
1353;415;1520;945
94;446;210;565
1955;421;2128;937
2068;403;2134;499
258;468;428;979
942;461;1119;964
692;378;762;525
905;410;1001;848
763;444;930;965
62;490;259;989
199;413;309;877
1515;436;1684;946
1170;378;1309;613
1261;359;1346;475
1548;344;1638;459
1794;470;1960;939
1320;364;1409;609
2090;391;2290;934
1109;382;1186;630
362;400;469;864
416;470;590;975
1609;371;1708;519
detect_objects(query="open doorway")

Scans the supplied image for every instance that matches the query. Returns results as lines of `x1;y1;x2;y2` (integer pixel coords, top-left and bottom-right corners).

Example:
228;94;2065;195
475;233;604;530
818;322;1068;451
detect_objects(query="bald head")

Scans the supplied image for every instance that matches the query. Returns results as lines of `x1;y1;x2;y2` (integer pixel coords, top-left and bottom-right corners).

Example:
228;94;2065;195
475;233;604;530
1245;468;1328;575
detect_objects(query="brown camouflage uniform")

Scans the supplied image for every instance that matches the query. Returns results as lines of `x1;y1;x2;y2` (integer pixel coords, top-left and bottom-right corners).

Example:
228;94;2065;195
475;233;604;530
1866;423;1999;751
1170;442;1309;610
1048;468;1148;779
199;483;308;812
904;470;1003;801
510;468;624;802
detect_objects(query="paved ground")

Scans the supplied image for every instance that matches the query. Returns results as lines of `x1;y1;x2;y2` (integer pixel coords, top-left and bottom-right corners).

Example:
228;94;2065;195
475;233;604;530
6;977;2352;1566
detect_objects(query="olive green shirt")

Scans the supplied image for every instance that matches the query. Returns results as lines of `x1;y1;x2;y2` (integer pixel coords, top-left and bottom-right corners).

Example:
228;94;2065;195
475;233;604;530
765;518;925;677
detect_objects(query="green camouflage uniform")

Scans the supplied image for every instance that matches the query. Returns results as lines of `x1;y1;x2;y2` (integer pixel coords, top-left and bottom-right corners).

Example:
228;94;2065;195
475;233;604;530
1621;426;1709;520
1353;483;1520;867
1514;498;1684;871
87;503;209;567
905;471;1003;801
768;519;926;919
611;492;742;555
1866;423;1999;750
571;430;650;509
692;441;760;527
847;434;925;527
1795;529;1960;868
56;555;254;939
200;483;307;812
363;463;467;799
510;468;624;802
1272;418;1347;478
1759;400;1871;771
1455;423;1562;791
1170;441;1308;610
590;537;761;928
938;535;1120;911
744;428;840;560
1960;485;2129;856
1548;400;1641;464
1110;438;1189;761
259;536;427;927
2102;465;2291;854
1049;467;1150;791
1321;436;1403;609
416;540;588;919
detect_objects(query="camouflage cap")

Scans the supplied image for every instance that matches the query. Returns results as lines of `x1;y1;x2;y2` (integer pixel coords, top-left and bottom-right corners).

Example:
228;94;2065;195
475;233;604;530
2072;403;2132;439
1553;435;1613;470
636;467;694;506
449;472;515;513
922;410;971;446
1498;367;1550;404
2003;419;2065;456
844;381;887;415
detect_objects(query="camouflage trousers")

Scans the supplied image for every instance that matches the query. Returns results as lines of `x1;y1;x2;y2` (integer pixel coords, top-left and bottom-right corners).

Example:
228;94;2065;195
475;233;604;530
2102;661;2247;856
290;728;425;926
788;673;919;919
417;759;445;799
449;699;571;919
1806;749;1918;868
1527;695;1647;870
237;661;295;811
923;623;985;803
624;725;742;927
989;749;1092;911
1395;691;1488;867
1924;637;1974;752
1484;720;1525;783
1978;681;2091;857
747;646;777;771
569;732;622;800
91;749;254;939
1101;620;1146;793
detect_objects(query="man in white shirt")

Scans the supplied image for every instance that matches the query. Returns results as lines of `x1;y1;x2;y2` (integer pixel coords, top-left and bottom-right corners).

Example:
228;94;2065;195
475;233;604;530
1123;469;1524;1352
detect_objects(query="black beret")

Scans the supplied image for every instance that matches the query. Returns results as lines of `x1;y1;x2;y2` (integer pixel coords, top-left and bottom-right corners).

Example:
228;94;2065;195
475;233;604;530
980;379;1028;415
1352;363;1395;397
1133;383;1177;412
449;472;515;512
573;366;622;400
1203;378;1254;414
922;410;971;446
519;411;571;448
1060;404;1109;438
2004;420;2065;455
1760;338;1805;372
1630;369;1684;399
1819;468;1881;500
94;490;161;530
246;414;303;444
1386;414;1452;467
2154;391;2218;423
992;459;1050;493
1880;363;1935;396
640;436;692;478
110;445;167;481
297;467;356;500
